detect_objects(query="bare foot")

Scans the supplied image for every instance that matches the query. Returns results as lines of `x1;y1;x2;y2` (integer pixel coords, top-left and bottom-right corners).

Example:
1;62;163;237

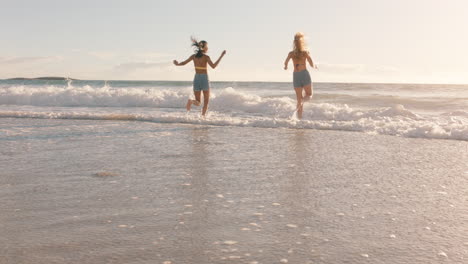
186;99;192;111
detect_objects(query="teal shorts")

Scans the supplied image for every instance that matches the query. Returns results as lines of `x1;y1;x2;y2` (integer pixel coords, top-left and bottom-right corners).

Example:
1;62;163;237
293;70;311;88
193;74;210;91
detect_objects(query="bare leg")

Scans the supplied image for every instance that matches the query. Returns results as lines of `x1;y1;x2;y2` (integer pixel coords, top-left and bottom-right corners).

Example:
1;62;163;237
294;87;304;119
303;84;313;102
202;90;210;116
186;91;202;111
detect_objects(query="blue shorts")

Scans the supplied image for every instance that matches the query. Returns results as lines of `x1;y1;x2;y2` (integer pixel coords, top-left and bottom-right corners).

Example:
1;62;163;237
293;70;311;88
193;74;210;91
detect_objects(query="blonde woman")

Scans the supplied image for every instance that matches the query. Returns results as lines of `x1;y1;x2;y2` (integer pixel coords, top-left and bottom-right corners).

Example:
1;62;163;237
173;37;226;116
284;32;317;119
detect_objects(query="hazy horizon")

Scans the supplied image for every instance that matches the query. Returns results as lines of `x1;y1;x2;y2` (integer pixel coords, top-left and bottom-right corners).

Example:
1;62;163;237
3;76;468;86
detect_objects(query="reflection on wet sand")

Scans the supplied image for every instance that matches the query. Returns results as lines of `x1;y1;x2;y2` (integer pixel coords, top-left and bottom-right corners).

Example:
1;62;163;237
276;130;321;261
178;127;212;262
4;119;466;264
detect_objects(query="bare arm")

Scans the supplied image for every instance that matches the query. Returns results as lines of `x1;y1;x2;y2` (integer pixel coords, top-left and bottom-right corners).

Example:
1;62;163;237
284;52;292;70
207;50;227;69
173;55;194;66
306;52;317;69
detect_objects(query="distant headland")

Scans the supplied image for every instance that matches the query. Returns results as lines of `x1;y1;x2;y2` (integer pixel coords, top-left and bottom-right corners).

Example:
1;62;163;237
6;77;78;81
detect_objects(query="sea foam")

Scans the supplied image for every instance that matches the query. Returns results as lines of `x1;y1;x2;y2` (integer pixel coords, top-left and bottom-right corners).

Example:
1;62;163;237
0;85;467;141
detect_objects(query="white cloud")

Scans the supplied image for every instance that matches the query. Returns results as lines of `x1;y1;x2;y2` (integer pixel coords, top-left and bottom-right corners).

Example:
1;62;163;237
317;63;399;75
83;50;174;61
114;61;172;72
87;51;117;59
134;52;174;60
0;56;63;65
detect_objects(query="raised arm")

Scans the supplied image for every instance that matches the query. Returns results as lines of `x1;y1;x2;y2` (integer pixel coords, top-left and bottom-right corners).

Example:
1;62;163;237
173;55;194;66
284;52;292;70
306;52;317;69
207;50;227;69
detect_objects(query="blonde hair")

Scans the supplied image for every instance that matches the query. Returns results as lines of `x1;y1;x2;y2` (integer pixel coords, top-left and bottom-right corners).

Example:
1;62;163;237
292;32;308;58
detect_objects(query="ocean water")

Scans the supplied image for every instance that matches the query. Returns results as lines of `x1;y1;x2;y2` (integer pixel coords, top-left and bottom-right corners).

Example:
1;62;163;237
1;79;468;264
0;79;467;141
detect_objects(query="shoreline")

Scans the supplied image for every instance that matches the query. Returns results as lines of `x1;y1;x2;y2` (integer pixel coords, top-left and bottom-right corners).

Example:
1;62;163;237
1;118;467;264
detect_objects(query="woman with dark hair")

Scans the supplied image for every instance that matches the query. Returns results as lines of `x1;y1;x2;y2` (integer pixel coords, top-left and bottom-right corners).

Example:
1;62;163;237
284;32;317;119
173;37;226;116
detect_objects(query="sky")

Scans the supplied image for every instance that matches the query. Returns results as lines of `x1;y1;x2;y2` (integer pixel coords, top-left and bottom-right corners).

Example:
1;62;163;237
1;0;468;83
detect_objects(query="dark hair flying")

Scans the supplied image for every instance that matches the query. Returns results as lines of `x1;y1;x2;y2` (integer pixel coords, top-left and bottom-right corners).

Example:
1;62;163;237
191;37;207;58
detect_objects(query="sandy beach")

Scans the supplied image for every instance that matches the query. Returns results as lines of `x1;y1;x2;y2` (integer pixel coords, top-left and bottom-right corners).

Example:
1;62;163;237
1;118;467;264
3;1;468;263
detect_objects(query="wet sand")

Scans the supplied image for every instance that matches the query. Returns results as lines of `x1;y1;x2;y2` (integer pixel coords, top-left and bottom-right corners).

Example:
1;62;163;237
1;118;467;264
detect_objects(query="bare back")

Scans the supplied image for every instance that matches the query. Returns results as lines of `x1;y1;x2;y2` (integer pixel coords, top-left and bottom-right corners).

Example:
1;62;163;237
291;51;309;72
193;55;209;74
